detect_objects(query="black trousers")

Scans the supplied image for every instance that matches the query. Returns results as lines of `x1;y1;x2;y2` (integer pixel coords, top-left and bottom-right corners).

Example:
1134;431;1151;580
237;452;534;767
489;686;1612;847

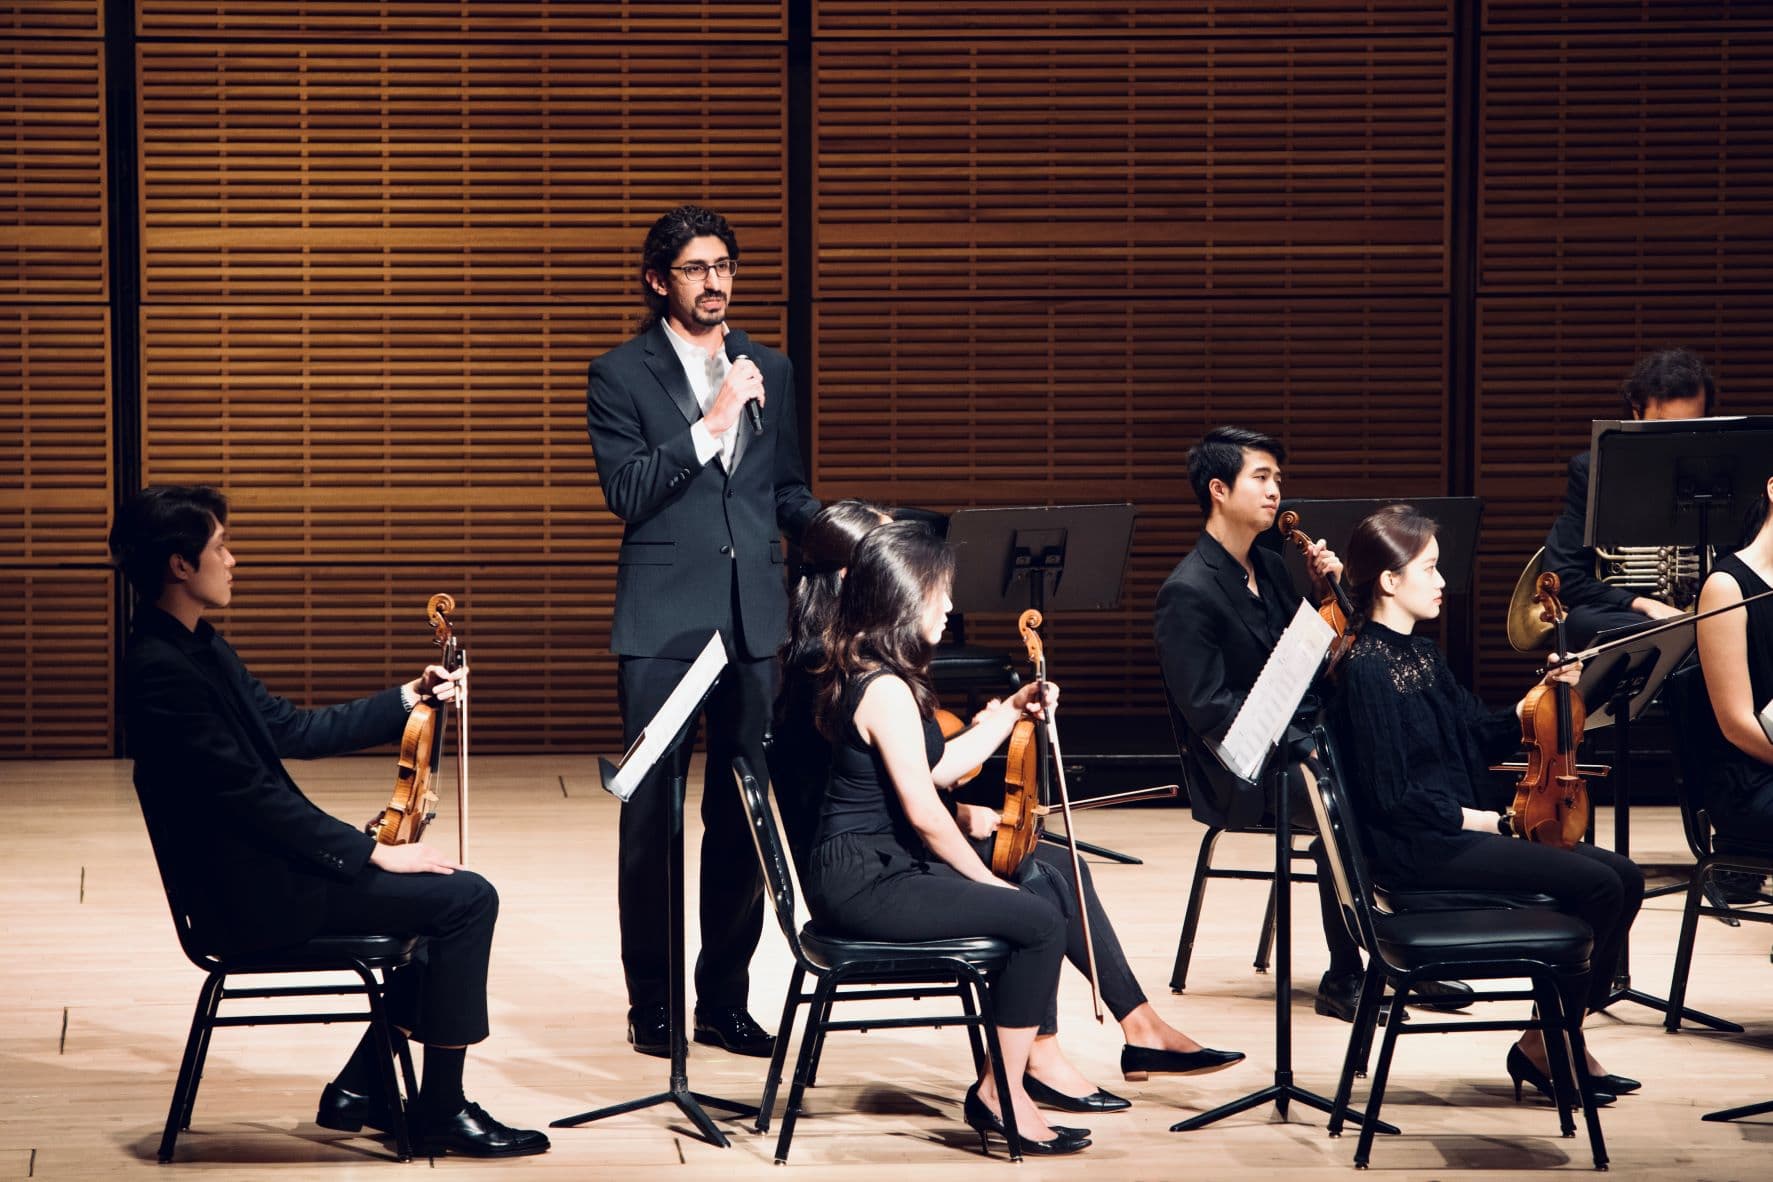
318;865;499;1047
616;648;774;1012
1404;835;1644;1020
807;833;1066;1029
1011;843;1147;1036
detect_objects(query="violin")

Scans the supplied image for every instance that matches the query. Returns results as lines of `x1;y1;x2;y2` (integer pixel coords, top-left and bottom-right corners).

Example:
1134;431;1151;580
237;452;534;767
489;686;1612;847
1277;509;1356;670
1509;573;1589;850
368;593;471;859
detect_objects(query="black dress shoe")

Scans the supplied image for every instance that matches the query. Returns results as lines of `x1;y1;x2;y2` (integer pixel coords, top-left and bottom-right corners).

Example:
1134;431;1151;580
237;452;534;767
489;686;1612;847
1022;1073;1131;1113
1315;971;1365;1022
417;1100;551;1158
1591;1072;1641;1095
692;1006;775;1057
314;1080;394;1133
627;1005;670;1058
962;1083;1090;1157
1409;977;1474;1013
1120;1044;1245;1081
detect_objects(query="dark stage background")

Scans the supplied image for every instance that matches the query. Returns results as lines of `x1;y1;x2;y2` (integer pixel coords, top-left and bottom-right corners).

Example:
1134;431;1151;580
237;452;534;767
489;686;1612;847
4;1;1772;762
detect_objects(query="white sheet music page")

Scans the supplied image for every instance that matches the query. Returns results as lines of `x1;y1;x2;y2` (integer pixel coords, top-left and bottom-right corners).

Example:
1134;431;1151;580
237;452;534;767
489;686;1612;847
604;631;728;802
1208;600;1336;784
1758;695;1773;748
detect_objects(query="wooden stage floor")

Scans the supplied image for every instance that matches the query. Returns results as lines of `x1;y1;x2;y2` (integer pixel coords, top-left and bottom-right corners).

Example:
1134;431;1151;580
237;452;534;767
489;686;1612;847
4;755;1772;1181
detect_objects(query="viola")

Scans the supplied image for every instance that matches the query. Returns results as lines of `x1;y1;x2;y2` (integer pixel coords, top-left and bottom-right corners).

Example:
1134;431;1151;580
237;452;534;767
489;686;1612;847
1277;508;1356;670
1509;573;1589;850
368;593;471;859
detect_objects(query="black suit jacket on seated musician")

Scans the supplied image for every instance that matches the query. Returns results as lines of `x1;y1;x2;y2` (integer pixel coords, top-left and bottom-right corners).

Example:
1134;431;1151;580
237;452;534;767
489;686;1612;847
1154;531;1315;830
587;322;819;660
123;605;409;957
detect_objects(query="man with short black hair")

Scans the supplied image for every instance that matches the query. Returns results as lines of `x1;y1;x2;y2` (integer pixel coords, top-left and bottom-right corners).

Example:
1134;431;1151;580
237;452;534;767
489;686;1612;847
586;205;819;1058
111;484;547;1158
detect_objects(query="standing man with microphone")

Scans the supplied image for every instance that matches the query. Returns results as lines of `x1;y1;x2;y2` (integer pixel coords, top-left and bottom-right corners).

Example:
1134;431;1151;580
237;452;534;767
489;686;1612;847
586;205;820;1060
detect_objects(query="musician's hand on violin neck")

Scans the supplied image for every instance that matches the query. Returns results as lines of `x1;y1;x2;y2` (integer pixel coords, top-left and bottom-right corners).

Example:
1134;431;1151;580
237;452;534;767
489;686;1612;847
406;663;467;706
370;840;463;875
1011;679;1058;718
1543;655;1582;687
1302;537;1343;586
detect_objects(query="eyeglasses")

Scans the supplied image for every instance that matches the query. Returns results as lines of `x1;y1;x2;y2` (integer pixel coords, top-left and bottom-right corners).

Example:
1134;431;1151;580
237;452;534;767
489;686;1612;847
668;258;738;282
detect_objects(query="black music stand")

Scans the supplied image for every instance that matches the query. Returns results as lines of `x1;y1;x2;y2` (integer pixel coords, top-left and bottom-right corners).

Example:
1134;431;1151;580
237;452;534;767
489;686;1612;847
553;638;758;1147
946;504;1140;863
1587;416;1773;582
1171;740;1394;1136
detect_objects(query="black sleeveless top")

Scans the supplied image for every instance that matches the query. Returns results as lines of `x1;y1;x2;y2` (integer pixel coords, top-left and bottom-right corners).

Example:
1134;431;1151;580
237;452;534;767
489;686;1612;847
813;669;947;854
1703;553;1773;819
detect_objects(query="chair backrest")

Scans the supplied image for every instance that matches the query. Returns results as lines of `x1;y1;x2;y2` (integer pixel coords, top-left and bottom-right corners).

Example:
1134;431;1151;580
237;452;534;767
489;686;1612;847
132;784;225;971
1156;663;1238;829
732;755;810;966
1662;659;1721;859
1304;724;1384;960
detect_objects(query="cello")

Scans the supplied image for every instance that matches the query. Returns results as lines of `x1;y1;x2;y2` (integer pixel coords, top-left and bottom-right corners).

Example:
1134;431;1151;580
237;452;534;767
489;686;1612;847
1509;573;1589;850
368;592;471;861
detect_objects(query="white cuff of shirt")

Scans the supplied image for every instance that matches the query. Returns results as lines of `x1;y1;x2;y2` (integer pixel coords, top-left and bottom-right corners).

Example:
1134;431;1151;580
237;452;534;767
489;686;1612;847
690;421;722;465
400;682;419;713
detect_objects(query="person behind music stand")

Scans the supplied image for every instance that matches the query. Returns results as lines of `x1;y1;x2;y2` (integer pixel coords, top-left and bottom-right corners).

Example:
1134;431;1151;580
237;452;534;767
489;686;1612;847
1154;426;1471;1022
774;503;1244;1120
1695;466;1773;851
1540;348;1716;647
1327;505;1645;1106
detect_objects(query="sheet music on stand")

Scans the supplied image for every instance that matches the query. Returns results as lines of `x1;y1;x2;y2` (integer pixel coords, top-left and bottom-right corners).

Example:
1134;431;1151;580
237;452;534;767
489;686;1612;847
1759;697;1773;748
1207;601;1336;784
600;632;728;803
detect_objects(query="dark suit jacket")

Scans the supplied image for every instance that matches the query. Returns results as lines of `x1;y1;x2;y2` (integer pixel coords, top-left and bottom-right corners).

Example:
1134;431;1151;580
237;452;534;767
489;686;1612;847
1542;451;1635;616
123;606;408;956
1154;532;1307;828
586;322;819;660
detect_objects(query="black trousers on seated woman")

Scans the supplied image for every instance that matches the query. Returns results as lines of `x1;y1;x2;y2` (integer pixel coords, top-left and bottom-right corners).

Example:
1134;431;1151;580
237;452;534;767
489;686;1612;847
1402;835;1644;1021
996;842;1145;1035
807;832;1066;1028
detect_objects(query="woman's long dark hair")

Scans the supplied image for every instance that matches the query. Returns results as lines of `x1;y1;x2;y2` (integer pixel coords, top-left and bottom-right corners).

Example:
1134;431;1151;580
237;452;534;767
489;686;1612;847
1342;503;1440;623
781;499;889;676
813;520;953;738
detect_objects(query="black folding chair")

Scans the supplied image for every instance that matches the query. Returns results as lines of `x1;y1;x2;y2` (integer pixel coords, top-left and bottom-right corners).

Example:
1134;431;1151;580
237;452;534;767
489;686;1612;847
731;756;1023;1163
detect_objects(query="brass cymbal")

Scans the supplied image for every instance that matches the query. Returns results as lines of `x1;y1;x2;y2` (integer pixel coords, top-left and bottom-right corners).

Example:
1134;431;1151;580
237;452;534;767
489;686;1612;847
1506;547;1555;653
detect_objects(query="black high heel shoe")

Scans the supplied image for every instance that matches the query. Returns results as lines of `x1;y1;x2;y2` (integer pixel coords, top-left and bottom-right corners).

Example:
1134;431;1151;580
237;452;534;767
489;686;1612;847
1505;1045;1615;1108
961;1083;1091;1157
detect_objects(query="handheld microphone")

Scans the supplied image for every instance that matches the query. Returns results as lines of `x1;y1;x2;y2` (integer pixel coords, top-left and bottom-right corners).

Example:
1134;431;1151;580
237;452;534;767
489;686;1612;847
724;329;764;435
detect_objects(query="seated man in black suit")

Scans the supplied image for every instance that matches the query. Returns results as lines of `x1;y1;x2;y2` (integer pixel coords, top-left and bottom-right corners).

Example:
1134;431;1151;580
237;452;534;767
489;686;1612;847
1154;426;1468;1021
109;485;548;1159
1540;348;1714;647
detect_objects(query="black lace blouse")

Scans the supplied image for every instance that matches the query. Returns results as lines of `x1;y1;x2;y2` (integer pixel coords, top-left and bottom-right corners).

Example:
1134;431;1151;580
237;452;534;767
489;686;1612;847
1327;620;1522;883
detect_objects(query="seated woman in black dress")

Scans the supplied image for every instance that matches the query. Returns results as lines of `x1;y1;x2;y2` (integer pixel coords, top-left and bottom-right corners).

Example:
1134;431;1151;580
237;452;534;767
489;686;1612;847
1697;469;1773;848
1327;505;1644;1105
802;519;1086;1155
774;503;1242;1121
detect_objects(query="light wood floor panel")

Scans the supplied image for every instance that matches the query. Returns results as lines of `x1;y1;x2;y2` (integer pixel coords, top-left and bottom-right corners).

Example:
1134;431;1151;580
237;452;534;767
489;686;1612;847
3;756;1772;1180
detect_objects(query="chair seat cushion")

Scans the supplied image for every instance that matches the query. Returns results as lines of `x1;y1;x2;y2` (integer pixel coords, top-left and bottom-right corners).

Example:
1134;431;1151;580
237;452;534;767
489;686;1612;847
224;933;423;971
1711;837;1773;861
1374;909;1592;973
799;923;1011;974
1378;886;1559;914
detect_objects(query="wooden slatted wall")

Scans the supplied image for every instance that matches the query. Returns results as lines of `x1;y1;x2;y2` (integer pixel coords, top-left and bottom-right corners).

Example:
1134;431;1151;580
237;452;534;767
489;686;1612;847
810;4;1456;717
130;4;789;751
1;2;112;755
1474;3;1773;697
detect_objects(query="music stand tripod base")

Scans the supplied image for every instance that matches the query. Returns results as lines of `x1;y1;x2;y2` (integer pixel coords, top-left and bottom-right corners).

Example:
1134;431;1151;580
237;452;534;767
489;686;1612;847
553;675;758;1147
1170;757;1395;1136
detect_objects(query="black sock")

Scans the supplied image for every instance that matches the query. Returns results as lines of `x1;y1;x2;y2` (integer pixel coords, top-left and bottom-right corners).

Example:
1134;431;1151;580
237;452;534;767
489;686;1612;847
335;1027;405;1093
419;1046;467;1118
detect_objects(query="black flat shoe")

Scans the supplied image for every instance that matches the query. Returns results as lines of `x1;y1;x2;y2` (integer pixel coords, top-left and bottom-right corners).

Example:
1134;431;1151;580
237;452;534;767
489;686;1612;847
627;1005;670;1058
1591;1072;1641;1095
961;1083;1090;1157
1505;1045;1615;1109
1409;978;1474;1013
314;1080;394;1133
691;1006;775;1057
417;1100;550;1158
1022;1073;1131;1113
1120;1043;1245;1081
